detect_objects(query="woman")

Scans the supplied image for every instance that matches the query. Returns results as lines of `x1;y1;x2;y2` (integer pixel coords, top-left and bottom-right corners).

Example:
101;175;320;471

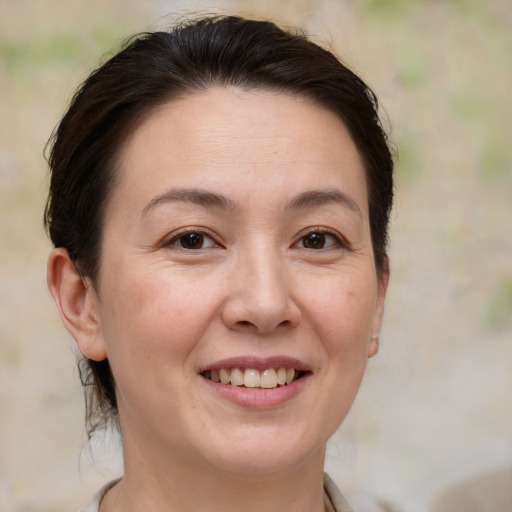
45;15;393;512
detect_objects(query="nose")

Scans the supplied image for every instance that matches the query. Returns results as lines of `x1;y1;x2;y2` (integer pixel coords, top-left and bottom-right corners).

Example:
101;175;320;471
221;247;301;335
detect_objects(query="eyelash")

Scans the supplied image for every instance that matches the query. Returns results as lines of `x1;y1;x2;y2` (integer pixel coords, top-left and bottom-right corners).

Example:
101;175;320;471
165;228;220;250
164;227;347;252
293;228;347;251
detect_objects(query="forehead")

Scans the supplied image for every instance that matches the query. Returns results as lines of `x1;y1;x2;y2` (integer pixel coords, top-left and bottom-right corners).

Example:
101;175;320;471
112;87;368;216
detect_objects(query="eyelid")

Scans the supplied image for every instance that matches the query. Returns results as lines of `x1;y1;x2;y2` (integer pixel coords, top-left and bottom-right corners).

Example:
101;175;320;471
292;226;349;249
163;227;222;249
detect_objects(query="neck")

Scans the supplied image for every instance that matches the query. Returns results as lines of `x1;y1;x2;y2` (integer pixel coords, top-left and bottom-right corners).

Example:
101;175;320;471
102;429;327;512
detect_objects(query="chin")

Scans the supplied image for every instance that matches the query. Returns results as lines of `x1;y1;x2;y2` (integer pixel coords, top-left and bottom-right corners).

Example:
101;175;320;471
212;452;316;481
197;426;326;480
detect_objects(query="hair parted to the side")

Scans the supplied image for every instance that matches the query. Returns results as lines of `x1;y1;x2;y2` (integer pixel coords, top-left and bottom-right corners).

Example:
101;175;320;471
44;15;394;437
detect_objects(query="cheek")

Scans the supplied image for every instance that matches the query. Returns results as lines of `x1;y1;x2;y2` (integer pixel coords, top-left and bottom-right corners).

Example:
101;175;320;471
306;271;377;352
96;269;214;420
313;275;377;420
98;265;222;368
299;280;377;443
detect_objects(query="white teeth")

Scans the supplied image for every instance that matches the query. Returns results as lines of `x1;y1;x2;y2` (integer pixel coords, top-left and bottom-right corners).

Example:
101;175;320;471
206;366;301;388
230;368;244;387
219;368;230;384
244;369;260;388
260;368;278;388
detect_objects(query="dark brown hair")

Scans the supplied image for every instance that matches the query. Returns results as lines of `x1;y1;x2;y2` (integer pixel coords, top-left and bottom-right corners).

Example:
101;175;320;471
45;15;394;436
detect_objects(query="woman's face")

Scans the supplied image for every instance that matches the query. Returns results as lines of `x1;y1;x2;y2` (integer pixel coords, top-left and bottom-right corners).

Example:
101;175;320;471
87;87;387;476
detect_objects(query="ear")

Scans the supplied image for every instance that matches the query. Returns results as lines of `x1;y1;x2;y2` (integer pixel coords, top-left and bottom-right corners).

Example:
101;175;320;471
368;257;390;358
47;248;107;361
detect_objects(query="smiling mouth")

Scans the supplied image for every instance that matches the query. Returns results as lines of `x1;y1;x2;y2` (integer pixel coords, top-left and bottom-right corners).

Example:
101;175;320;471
202;367;305;389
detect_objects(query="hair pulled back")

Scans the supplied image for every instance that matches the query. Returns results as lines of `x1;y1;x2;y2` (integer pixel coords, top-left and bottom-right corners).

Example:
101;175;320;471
44;15;394;435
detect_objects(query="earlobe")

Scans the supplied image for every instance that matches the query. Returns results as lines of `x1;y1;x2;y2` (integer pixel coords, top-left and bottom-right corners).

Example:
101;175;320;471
368;259;390;359
47;248;107;361
368;336;379;358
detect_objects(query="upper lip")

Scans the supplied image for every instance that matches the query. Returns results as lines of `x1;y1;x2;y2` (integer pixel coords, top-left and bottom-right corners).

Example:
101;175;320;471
199;356;311;373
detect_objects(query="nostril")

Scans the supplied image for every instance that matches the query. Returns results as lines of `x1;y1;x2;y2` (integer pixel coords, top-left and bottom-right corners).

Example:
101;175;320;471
234;318;293;332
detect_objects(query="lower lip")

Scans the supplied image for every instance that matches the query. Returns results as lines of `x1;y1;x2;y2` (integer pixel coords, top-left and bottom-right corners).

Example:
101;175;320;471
201;374;309;409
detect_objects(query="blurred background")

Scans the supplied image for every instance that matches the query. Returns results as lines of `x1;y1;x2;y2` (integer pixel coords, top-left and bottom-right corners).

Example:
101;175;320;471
0;0;511;511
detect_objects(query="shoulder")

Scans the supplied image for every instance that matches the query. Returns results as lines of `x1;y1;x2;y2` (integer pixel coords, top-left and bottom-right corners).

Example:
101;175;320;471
78;479;121;512
323;473;355;512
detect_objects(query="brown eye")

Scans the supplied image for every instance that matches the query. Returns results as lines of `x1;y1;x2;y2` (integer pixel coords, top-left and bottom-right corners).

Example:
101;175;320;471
179;232;204;249
167;230;219;251
294;230;342;250
302;232;326;249
172;232;214;250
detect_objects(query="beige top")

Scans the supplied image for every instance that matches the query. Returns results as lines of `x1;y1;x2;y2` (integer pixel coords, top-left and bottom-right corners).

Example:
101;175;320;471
79;473;354;512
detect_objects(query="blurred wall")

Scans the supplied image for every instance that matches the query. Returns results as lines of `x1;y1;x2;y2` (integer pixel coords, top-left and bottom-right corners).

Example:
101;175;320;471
1;1;510;511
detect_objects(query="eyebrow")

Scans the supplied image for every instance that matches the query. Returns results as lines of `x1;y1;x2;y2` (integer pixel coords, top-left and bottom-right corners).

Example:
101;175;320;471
285;189;363;220
140;187;362;220
141;188;237;217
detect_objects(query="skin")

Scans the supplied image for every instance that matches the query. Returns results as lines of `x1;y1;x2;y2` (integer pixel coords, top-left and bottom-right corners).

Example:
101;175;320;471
48;87;388;512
